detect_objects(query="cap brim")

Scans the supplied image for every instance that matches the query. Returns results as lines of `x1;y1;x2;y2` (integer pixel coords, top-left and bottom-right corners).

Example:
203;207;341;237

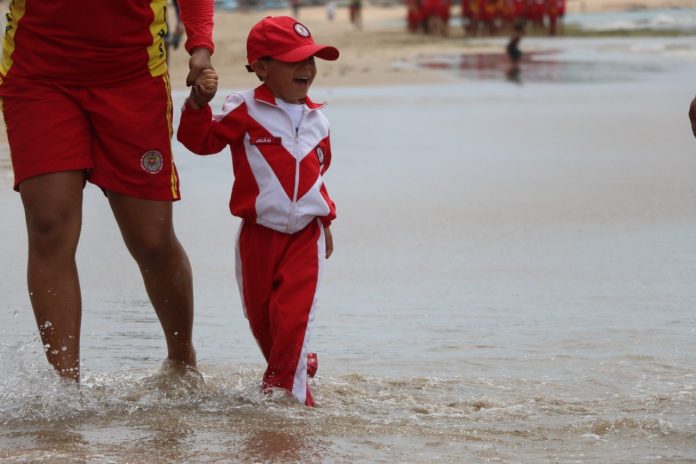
273;44;339;63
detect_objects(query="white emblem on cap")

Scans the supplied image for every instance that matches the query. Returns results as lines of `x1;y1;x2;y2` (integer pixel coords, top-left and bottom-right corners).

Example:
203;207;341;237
294;23;310;38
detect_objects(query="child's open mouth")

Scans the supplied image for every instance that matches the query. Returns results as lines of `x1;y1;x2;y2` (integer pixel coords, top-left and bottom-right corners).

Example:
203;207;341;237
293;76;310;85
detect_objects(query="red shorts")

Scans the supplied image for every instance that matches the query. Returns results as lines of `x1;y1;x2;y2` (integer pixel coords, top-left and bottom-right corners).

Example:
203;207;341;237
1;74;180;200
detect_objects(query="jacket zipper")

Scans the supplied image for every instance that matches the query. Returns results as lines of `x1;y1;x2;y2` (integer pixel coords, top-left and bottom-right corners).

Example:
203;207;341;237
290;109;309;233
289;125;301;233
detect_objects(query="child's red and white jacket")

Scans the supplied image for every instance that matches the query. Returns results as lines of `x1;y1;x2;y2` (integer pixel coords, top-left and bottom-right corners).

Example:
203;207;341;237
177;84;336;234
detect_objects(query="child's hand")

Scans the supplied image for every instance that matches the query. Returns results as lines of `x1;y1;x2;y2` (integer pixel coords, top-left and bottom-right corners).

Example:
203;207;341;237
324;226;333;259
188;68;218;109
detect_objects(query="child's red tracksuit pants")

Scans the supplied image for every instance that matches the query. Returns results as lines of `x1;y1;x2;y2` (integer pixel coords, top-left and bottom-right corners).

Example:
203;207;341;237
235;219;325;406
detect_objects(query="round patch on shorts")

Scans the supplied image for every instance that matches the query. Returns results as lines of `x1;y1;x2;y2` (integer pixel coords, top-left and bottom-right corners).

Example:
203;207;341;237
294;23;311;38
141;150;163;174
316;147;325;165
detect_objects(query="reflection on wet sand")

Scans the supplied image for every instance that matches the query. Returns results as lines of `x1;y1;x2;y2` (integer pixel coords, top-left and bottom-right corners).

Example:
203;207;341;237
1;423;87;463
133;411;193;463
413;48;664;83
239;429;312;463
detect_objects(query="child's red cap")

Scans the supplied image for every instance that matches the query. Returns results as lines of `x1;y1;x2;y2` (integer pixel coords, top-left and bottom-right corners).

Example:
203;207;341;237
246;16;339;70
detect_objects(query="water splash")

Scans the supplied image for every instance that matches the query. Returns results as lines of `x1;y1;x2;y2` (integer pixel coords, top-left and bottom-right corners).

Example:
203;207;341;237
1;353;694;463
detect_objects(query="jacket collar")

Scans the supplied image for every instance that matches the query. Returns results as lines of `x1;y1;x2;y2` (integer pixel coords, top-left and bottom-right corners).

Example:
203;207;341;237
254;84;326;111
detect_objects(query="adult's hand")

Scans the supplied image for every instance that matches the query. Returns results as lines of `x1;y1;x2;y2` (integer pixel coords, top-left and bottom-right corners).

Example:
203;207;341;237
187;47;213;87
689;96;696;138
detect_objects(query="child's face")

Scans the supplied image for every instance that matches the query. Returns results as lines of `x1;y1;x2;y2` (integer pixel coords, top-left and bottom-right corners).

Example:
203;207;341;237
255;57;317;104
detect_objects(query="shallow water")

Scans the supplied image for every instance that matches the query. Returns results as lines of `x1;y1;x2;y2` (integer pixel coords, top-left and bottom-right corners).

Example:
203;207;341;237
1;38;696;462
408;36;695;83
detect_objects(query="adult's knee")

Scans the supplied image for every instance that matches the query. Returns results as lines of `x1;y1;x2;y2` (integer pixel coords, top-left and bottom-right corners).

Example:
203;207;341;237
127;228;180;265
25;208;80;256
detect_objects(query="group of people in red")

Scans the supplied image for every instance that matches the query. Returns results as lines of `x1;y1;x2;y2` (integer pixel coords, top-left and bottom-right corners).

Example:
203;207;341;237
407;0;566;36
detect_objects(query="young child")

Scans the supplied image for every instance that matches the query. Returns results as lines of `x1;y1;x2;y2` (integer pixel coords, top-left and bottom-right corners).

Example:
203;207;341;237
177;16;339;407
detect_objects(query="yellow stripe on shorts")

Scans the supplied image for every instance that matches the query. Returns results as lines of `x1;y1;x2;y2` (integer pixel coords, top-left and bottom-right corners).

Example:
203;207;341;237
1;0;27;77
163;73;179;200
147;0;168;77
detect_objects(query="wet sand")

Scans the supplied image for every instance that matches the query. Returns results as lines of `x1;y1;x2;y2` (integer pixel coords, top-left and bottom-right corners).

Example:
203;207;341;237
1;35;696;462
2;3;696;463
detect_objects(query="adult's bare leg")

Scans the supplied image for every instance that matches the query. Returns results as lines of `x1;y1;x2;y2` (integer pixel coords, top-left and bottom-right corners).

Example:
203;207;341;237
107;192;196;368
19;171;85;381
